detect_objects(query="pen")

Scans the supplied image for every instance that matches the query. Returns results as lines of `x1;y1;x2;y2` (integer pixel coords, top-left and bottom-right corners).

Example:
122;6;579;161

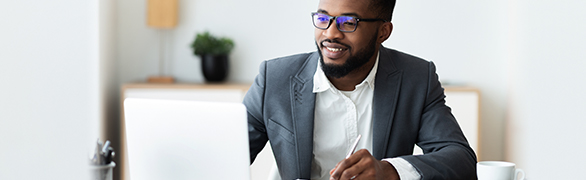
96;139;103;165
105;147;115;164
346;134;362;159
102;140;110;154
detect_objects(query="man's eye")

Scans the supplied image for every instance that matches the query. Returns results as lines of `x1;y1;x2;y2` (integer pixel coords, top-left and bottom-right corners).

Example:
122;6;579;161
343;22;356;26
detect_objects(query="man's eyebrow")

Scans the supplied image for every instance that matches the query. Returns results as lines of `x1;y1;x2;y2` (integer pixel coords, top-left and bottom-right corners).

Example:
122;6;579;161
316;9;360;17
341;13;360;17
317;9;328;14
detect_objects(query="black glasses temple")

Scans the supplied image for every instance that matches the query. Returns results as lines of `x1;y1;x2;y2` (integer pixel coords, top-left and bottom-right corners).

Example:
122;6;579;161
358;18;388;22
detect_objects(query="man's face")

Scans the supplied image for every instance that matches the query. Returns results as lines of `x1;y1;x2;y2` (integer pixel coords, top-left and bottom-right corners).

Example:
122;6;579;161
315;0;381;78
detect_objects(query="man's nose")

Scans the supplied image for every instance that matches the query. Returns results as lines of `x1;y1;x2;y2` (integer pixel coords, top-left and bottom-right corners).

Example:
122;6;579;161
322;22;345;40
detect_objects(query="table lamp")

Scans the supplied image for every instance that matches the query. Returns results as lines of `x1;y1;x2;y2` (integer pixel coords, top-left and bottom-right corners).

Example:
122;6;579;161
146;0;178;83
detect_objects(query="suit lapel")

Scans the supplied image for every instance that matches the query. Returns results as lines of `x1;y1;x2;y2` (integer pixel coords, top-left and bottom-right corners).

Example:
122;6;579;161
372;48;402;159
287;48;401;176
290;52;318;178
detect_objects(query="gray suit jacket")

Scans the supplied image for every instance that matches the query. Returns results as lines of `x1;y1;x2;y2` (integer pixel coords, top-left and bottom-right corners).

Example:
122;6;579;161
244;47;477;180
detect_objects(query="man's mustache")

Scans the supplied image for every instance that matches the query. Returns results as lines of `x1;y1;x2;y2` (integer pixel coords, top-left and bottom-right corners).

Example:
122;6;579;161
320;39;351;49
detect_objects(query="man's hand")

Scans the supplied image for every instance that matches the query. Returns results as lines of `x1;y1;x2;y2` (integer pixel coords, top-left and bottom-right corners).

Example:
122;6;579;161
329;149;400;180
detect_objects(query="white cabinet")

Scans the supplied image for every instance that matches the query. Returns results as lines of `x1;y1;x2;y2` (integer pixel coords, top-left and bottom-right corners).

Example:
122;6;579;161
444;87;480;159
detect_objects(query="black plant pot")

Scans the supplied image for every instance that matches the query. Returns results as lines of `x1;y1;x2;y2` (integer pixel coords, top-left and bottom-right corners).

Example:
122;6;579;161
200;54;229;82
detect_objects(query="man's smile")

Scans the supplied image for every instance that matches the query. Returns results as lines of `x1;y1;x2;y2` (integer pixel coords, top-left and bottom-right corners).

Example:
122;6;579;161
321;41;349;60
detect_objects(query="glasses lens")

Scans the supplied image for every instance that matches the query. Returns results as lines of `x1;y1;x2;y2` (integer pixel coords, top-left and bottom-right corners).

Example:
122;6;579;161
336;16;357;32
313;13;331;29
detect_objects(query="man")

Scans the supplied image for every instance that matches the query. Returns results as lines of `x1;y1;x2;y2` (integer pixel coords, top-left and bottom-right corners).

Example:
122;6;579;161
244;0;477;179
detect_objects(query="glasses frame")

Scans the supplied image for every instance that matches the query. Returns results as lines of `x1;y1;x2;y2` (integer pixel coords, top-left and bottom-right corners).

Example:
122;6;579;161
311;12;388;33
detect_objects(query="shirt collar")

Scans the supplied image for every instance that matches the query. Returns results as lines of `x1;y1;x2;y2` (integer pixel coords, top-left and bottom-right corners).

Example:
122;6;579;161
313;51;380;93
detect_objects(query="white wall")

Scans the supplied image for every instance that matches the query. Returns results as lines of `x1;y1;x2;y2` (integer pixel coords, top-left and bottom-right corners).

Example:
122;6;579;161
100;0;122;179
117;0;318;84
0;0;101;179
100;0;118;138
507;1;586;179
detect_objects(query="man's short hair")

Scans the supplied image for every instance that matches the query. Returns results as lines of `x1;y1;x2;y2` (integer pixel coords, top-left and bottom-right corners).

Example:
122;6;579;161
369;0;396;21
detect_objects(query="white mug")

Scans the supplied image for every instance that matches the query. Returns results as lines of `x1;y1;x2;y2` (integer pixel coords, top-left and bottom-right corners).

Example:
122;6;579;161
477;161;525;180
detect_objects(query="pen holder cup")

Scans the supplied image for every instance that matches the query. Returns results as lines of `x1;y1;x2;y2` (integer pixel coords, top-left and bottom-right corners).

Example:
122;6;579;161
91;162;115;180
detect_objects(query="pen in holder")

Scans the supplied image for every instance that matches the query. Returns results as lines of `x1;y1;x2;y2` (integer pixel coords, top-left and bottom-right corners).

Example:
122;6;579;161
90;139;116;180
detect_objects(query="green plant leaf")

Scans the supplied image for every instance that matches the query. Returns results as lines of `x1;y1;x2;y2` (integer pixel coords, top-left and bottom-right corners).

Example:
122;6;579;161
190;31;235;56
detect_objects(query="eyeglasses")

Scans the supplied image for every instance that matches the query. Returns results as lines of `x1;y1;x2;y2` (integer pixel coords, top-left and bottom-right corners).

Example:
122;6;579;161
311;12;388;33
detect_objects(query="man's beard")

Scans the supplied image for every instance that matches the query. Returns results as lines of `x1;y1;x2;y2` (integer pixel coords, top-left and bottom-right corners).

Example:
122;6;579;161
317;33;378;79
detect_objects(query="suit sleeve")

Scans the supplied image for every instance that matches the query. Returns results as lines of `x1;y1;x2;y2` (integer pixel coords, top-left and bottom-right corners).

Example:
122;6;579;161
243;61;269;164
401;62;478;180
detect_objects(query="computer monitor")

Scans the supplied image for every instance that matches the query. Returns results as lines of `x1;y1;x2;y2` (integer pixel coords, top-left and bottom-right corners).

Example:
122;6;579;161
124;98;250;180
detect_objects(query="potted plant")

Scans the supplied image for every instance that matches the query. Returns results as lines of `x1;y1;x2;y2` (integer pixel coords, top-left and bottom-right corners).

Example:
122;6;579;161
190;31;235;82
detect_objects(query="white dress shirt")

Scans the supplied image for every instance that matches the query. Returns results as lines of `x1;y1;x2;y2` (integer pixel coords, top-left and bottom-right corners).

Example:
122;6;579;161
310;52;421;180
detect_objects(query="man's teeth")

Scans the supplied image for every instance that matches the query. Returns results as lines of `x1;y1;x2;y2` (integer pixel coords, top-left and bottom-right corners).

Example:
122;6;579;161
326;47;344;52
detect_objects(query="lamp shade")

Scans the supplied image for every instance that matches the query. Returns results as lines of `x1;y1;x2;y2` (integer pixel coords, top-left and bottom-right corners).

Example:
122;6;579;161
147;0;178;28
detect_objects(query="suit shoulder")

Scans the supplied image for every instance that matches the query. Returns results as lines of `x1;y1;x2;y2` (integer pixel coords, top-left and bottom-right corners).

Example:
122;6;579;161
265;52;315;67
379;47;435;76
386;48;431;68
262;52;317;76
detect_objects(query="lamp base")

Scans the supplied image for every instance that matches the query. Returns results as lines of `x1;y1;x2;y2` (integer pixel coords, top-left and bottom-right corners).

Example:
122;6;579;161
147;76;175;83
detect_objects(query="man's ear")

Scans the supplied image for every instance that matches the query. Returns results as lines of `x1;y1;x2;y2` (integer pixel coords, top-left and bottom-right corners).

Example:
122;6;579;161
377;22;393;44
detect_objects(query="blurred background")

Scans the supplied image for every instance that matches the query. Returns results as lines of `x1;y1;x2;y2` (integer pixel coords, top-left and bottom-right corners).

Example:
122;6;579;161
1;0;585;179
